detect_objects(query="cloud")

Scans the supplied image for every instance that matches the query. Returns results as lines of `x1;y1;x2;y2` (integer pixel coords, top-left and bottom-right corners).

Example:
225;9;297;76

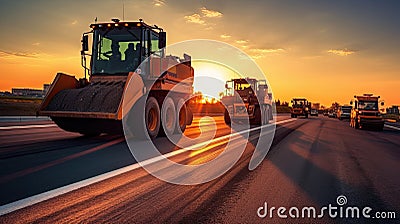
184;7;222;25
184;13;206;24
153;0;166;7
71;20;78;25
224;35;286;59
32;42;40;46
0;50;38;58
248;48;286;60
250;48;286;54
235;40;248;44
200;7;223;18
220;34;231;39
327;48;356;56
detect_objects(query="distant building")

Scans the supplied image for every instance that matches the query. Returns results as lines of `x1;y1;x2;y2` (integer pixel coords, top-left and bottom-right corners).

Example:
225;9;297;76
10;83;51;98
0;91;11;96
43;84;51;95
386;106;399;115
12;88;44;97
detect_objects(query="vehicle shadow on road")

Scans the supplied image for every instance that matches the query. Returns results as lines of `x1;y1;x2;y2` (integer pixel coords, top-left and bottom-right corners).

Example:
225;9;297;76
265;125;397;223
0;134;123;160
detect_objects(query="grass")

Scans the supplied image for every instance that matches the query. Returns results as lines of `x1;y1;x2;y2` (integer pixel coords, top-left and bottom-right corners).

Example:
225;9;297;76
0;96;42;116
276;106;291;113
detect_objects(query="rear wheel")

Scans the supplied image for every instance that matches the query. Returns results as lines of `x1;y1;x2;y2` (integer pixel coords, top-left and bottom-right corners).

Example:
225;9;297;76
145;97;161;139
263;106;269;125
268;106;273;121
355;118;360;129
186;106;193;126
224;109;231;125
160;97;176;137
252;107;262;125
175;99;187;133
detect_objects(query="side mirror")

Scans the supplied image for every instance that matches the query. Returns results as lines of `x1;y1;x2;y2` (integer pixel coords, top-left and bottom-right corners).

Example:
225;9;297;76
225;83;228;89
381;101;384;106
158;32;166;49
81;35;89;52
350;101;353;105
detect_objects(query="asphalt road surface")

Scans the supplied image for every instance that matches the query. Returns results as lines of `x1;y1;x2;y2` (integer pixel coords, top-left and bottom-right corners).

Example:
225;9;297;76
0;115;399;223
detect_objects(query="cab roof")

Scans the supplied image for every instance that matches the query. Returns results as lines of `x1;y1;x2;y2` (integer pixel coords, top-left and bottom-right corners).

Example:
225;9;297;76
355;94;380;101
90;20;162;32
230;78;258;83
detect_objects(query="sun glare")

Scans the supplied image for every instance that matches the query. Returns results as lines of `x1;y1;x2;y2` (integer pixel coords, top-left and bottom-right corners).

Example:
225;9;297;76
192;61;239;100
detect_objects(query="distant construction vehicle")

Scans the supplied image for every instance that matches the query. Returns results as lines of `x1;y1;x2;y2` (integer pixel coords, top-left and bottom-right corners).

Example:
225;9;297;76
290;98;310;118
337;105;352;120
350;94;384;130
310;103;320;116
221;78;273;125
38;19;194;138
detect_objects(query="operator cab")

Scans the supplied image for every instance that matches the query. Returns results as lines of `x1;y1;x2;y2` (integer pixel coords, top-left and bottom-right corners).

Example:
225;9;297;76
351;94;383;111
225;78;264;96
81;20;166;77
291;98;308;108
234;78;256;98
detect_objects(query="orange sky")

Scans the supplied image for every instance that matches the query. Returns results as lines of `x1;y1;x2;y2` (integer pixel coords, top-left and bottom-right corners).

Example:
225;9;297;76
0;0;399;107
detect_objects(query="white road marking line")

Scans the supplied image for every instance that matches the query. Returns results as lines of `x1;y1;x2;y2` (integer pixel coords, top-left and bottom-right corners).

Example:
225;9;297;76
384;124;400;131
0;118;297;216
0;124;57;130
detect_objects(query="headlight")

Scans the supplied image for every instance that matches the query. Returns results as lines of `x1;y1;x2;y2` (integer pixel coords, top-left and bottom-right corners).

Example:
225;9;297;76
305;108;309;111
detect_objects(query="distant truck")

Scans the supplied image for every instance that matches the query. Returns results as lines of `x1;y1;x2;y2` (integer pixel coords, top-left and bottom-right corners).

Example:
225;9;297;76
310;103;320;116
221;78;273;125
337;105;352;120
328;109;336;118
350;94;384;130
290;98;310;118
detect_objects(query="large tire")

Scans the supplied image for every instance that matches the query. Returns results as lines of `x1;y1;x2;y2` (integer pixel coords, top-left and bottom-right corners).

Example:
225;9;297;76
186;106;193;125
160;97;176;137
269;106;273;120
252;106;262;125
224;108;231;125
262;105;269;125
176;99;187;133
145;97;161;139
355;118;360;129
